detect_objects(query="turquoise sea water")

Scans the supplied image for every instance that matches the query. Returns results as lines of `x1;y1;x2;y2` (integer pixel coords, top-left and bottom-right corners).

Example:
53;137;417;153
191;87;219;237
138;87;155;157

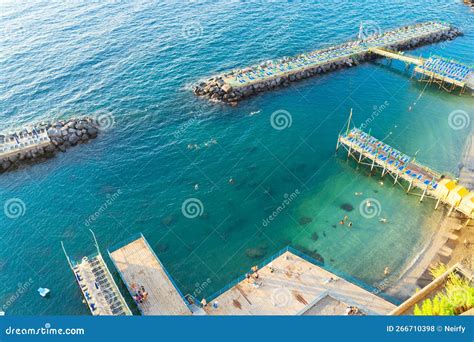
0;2;473;315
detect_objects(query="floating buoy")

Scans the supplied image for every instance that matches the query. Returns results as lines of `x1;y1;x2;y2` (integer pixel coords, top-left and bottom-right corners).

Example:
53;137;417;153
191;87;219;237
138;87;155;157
38;288;50;297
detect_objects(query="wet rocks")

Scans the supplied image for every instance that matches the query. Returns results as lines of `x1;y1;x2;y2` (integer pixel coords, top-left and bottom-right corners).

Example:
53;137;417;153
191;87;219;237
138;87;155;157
0;117;100;173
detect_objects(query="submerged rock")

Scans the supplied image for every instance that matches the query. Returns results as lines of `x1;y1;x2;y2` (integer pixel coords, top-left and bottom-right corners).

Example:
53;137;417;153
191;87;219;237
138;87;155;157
161;215;175;227
245;246;267;259
299;216;313;225
340;203;354;212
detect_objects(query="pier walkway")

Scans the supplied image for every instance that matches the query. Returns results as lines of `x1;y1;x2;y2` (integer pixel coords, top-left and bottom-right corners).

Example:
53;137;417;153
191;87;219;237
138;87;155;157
224;22;451;89
369;47;423;65
62;231;131;316
204;248;396;315
108;234;191;315
337;118;474;221
195;21;463;103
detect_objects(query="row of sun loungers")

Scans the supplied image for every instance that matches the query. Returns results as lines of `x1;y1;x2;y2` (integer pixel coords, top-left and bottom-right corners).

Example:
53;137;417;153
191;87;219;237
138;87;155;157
418;57;471;82
230;22;452;86
345;128;439;189
0;136;50;155
73;256;129;316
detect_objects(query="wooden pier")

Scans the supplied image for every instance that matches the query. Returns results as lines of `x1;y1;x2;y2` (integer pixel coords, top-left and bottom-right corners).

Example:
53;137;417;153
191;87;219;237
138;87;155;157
108;234;191;315
204;248;396;315
336;112;474;221
62;231;132;316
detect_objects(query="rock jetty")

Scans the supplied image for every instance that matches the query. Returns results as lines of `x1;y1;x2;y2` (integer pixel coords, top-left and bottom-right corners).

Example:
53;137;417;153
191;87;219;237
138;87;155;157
193;22;461;105
0;117;99;173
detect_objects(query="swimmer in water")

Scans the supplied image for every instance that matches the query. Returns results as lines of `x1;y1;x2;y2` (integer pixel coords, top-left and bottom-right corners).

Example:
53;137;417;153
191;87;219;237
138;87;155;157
384;267;390;276
366;200;372;207
228;178;235;184
348;222;353;228
379;218;387;223
194;184;199;190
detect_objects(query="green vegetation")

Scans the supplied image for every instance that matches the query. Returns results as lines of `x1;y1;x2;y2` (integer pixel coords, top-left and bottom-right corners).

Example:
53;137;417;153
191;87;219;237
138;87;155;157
413;263;474;316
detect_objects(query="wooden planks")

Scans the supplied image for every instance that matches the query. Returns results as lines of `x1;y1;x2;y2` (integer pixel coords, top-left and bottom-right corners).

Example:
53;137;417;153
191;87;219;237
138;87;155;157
109;236;191;315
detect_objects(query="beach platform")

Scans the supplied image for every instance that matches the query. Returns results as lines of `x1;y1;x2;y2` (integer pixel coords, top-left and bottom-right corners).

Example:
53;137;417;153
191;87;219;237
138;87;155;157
108;234;191;315
204;248;396;315
62;234;132;316
337;121;474;220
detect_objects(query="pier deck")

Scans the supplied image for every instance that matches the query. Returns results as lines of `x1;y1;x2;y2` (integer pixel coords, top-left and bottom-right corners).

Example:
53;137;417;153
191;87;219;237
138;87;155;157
62;232;132;316
0;128;51;158
108;235;191;315
71;253;132;316
222;22;452;89
204;249;396;315
337;125;474;220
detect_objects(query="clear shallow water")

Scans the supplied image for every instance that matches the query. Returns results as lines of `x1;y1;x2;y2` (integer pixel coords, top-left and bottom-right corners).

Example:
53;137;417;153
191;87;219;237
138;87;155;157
0;2;472;315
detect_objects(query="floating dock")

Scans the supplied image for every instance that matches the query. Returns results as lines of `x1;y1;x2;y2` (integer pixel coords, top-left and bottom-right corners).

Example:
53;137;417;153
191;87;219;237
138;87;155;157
337;112;474;221
108;234;191;315
62;231;132;316
203;247;396;315
194;21;461;104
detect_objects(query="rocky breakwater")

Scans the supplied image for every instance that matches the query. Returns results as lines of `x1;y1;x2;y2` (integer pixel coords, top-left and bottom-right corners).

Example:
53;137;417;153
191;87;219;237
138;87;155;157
193;24;461;105
0;117;99;173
